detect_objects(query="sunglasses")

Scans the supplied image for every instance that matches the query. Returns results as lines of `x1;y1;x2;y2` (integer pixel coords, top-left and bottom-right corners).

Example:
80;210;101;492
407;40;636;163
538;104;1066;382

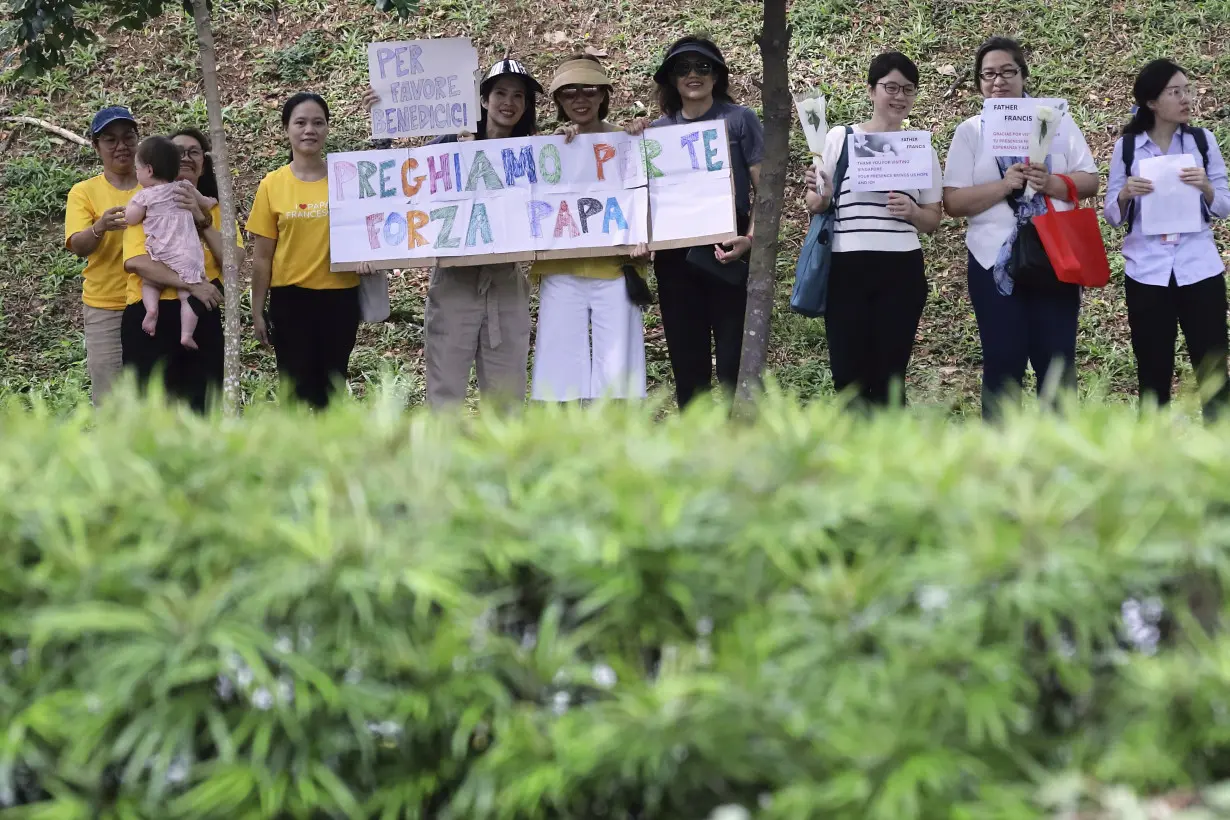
671;59;714;78
557;86;604;101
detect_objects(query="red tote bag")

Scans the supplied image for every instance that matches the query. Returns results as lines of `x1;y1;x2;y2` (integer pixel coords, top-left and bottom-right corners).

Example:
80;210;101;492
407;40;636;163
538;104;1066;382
1032;174;1111;288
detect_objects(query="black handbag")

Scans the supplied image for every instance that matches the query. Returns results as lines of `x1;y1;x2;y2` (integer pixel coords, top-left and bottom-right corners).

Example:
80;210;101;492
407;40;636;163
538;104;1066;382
1001;173;1068;294
684;210;752;287
621;264;654;307
1008;219;1067;292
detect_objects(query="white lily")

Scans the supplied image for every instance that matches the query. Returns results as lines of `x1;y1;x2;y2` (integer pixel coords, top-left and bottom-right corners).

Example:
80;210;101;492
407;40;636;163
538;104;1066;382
794;89;827;172
1024;104;1062;199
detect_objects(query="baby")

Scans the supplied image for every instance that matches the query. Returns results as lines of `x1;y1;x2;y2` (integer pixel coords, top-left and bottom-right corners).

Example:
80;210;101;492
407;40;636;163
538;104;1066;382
125;136;214;349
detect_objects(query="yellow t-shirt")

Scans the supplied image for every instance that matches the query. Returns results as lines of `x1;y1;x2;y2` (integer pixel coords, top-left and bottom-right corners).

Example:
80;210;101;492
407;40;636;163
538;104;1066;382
63;174;141;310
123;204;230;304
245;165;357;290
531;256;645;280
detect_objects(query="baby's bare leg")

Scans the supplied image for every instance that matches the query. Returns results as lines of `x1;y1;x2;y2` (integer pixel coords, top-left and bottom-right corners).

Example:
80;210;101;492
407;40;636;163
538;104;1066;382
141;283;161;336
179;290;199;350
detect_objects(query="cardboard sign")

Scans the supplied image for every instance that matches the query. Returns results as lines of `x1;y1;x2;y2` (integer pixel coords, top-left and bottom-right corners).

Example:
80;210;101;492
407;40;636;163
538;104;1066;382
847;131;934;192
368;38;480;139
981;98;1069;157
327;121;738;269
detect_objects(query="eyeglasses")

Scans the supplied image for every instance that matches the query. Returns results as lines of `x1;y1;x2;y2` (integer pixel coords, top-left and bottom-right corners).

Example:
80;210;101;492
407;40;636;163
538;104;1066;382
1161;84;1193;99
179;146;205;159
878;82;918;97
979;67;1021;82
557;86;603;101
671;59;714;78
97;131;138;148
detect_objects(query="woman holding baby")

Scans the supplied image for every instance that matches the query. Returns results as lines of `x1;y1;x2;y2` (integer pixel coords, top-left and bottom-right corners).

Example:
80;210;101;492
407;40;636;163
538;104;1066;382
121;127;238;413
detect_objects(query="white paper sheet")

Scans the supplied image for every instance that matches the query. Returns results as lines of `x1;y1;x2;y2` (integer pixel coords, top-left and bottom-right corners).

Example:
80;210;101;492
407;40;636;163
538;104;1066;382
1139;154;1202;237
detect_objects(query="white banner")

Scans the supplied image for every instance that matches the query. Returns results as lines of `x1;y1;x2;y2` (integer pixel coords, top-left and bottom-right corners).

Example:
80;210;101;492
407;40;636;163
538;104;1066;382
847;131;934;192
328;121;736;268
981;98;1069;157
368;38;480;139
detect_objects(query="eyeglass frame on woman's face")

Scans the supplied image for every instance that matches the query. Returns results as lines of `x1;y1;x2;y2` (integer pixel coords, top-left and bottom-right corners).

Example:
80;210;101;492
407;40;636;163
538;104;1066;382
877;81;918;98
978;66;1021;83
557;85;603;101
671;58;714;78
97;129;138;149
1160;82;1193;100
178;145;205;159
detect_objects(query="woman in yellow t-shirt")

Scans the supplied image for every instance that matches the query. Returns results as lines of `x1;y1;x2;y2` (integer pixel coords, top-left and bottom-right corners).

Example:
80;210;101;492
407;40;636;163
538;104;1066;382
530;56;652;402
248;92;367;409
64;106;141;405
121;127;239;413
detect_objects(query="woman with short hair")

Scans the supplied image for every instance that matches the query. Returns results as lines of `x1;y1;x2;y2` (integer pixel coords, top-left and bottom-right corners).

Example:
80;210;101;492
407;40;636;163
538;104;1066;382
943;37;1100;419
64;106;141;404
804;51;942;408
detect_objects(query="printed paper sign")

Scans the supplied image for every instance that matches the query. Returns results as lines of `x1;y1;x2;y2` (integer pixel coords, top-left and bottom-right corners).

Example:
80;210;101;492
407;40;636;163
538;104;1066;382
847;131;934;192
981;98;1069;157
327;121;736;268
368;38;480;139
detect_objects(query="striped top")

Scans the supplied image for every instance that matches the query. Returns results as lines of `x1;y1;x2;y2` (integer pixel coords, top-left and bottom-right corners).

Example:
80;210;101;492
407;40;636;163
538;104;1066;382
820;125;943;254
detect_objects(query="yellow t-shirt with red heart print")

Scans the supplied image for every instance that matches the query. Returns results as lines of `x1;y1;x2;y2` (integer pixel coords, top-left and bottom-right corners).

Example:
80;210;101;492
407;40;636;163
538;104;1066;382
245;164;357;290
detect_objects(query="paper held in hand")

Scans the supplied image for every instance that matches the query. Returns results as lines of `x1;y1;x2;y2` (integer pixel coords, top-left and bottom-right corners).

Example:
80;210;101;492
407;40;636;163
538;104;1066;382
1138;153;1203;237
368;38;480;139
981;97;1068;157
793;90;827;171
847;131;934;192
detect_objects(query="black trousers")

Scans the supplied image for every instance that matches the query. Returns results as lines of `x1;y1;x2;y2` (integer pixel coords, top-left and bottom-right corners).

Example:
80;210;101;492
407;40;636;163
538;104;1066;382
825;248;928;407
268;285;360;409
1125;272;1230;421
120;289;223;414
654;248;747;409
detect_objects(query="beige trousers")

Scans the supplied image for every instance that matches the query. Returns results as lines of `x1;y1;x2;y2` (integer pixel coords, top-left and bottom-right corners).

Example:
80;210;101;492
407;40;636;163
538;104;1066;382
83;305;124;405
423;264;531;409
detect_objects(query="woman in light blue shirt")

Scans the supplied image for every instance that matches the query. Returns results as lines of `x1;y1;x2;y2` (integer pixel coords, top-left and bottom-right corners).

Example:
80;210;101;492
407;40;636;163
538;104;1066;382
1105;59;1230;420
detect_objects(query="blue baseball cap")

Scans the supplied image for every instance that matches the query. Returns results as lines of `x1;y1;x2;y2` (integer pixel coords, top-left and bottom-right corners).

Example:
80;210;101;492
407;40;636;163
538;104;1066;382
90;106;137;137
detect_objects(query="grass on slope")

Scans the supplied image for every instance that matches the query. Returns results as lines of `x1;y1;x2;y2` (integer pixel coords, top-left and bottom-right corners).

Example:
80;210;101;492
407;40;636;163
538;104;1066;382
1;0;1229;415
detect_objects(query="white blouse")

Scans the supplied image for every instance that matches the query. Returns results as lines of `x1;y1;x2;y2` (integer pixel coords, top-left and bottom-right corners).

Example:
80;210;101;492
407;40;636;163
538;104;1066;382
942;112;1098;269
821;125;943;254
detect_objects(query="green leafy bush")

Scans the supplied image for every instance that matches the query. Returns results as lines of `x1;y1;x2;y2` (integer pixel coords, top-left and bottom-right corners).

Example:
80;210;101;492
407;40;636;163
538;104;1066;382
4;390;1230;818
0;156;80;234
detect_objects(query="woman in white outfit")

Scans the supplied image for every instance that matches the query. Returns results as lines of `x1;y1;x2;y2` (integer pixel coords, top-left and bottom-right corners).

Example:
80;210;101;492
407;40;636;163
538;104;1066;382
530;55;652;402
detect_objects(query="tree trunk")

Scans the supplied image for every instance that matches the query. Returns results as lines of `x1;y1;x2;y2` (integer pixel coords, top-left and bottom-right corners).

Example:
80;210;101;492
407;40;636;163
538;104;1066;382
190;0;243;415
732;0;792;421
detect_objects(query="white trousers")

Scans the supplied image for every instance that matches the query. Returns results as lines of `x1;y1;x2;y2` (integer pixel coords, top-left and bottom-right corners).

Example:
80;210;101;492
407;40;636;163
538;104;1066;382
532;274;646;401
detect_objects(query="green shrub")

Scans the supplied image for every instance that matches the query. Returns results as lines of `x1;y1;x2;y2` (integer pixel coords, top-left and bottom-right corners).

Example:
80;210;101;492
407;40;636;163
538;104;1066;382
3;390;1230;818
0;156;81;234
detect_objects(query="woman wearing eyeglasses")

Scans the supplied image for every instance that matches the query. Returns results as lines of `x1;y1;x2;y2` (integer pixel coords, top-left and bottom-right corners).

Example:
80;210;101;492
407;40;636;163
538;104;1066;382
803;52;942;408
118;128;238;412
1105;59;1230;420
633;35;764;409
64;106;142;405
943;36;1099;419
530;55;652;402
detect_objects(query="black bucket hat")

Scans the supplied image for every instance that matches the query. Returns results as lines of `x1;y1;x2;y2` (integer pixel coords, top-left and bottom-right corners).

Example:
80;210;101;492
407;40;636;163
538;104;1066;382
652;40;728;85
480;58;544;96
